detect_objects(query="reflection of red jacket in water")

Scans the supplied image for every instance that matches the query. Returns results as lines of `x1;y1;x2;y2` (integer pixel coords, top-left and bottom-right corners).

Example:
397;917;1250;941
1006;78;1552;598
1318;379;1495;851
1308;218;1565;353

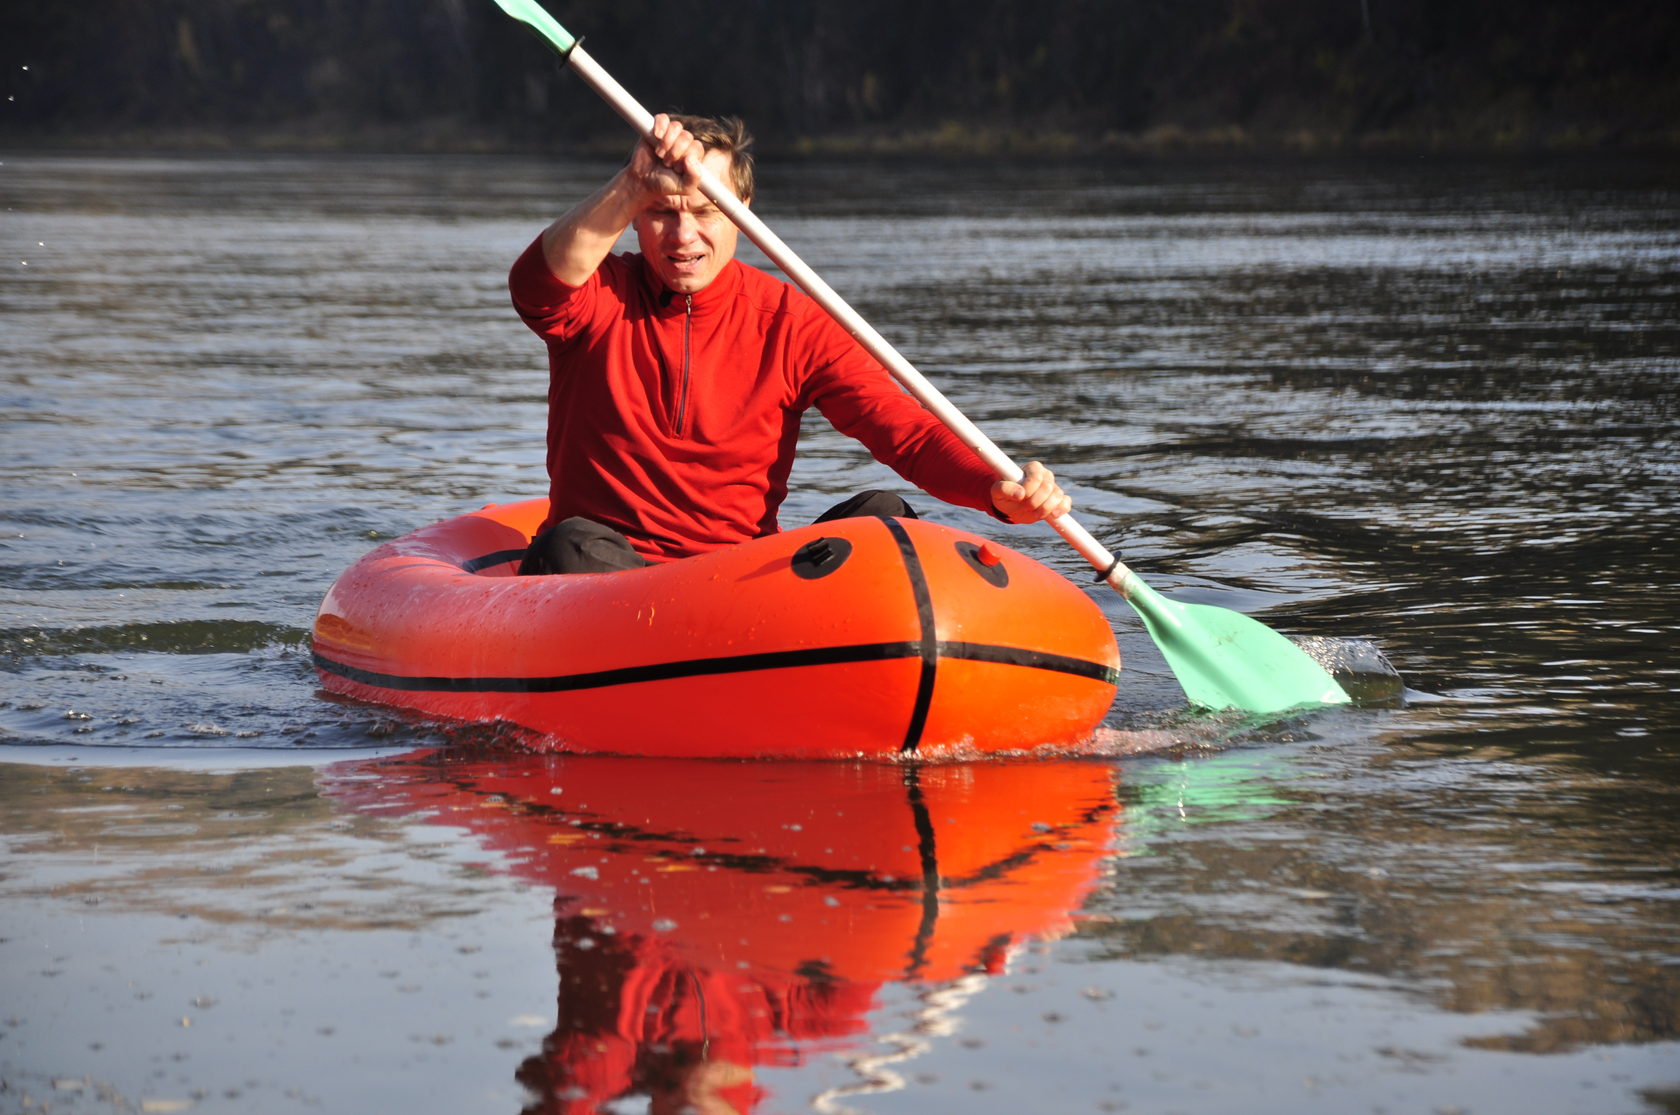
518;914;879;1115
322;755;1118;1115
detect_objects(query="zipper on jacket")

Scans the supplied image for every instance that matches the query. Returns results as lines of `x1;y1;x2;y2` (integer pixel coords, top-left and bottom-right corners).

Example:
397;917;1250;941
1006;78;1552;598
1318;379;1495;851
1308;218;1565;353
673;294;693;437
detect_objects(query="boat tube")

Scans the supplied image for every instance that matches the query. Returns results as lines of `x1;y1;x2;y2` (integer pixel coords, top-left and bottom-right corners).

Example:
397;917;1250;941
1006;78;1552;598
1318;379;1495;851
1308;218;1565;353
312;499;1119;758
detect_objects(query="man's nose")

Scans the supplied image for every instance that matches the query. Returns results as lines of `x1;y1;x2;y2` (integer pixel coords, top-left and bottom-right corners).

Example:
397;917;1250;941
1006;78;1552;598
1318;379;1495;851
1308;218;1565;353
668;213;699;242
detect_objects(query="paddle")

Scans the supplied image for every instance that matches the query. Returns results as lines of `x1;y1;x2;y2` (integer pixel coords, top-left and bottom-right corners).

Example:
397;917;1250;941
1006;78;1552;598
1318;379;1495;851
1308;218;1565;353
489;0;1350;714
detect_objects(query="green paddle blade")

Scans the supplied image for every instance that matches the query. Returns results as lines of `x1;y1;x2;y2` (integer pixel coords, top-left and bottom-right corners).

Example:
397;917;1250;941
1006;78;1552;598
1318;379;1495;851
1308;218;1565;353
1121;576;1351;713
492;0;576;55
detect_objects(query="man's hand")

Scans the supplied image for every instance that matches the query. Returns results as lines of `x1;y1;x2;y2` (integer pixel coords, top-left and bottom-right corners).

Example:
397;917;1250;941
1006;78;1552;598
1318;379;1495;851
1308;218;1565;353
990;460;1071;524
540;114;708;286
629;113;703;199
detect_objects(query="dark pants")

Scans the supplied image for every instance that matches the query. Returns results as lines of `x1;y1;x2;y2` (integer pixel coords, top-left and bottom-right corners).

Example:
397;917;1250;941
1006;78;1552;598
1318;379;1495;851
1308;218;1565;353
517;490;917;576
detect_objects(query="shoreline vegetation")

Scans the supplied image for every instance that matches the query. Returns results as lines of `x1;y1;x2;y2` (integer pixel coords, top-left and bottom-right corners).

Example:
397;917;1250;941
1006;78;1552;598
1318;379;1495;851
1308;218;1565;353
10;117;1680;161
5;0;1676;163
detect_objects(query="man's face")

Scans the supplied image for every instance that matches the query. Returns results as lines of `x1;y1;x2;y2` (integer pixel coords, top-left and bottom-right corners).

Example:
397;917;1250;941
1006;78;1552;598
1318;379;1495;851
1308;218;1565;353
633;148;742;296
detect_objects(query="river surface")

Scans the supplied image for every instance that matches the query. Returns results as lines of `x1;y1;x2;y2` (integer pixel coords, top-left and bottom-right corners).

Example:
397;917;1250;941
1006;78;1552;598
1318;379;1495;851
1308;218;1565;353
2;150;1677;1113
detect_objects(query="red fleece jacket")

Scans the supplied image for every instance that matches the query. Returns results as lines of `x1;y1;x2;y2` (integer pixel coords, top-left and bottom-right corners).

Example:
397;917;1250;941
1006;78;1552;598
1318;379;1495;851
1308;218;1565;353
509;237;998;562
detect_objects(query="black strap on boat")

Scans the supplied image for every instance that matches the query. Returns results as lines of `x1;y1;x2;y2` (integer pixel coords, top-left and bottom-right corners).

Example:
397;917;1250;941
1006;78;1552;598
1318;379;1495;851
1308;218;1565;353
881;518;939;756
461;548;528;574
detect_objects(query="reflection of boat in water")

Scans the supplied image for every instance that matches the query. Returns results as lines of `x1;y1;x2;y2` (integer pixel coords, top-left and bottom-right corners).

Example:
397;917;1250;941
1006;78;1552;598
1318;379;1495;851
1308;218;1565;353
322;751;1120;1112
312;500;1120;759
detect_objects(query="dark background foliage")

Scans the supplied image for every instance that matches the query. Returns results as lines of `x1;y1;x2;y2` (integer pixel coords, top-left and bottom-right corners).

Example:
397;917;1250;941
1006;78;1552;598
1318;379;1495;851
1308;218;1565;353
3;0;1677;151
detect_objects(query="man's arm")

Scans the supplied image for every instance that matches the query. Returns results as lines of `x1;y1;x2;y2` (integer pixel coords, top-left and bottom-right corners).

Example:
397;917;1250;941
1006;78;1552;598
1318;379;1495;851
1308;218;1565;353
537;114;702;285
802;308;1074;526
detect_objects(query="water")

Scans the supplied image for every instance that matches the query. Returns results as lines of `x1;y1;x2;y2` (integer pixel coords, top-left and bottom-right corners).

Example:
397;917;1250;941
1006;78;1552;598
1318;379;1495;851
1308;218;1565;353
2;150;1678;1112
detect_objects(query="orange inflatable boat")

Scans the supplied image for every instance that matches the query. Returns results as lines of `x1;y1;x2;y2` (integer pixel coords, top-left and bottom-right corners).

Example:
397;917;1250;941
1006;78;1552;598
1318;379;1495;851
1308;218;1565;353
312;498;1119;757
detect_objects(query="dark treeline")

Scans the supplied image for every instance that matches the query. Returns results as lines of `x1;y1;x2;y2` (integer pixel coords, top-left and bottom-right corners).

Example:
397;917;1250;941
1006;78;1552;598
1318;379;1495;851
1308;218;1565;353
3;0;1677;153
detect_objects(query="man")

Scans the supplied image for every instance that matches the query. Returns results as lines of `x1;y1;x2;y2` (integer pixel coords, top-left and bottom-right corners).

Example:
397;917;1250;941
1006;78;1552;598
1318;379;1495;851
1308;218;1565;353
511;113;1070;575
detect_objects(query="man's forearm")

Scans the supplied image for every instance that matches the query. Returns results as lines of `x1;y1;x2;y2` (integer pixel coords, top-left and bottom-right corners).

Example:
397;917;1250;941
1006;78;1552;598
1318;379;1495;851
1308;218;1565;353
539;167;643;285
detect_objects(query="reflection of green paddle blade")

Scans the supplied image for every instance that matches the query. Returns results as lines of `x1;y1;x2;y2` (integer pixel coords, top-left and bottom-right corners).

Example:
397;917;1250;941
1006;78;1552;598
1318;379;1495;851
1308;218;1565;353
1121;574;1349;713
490;0;577;54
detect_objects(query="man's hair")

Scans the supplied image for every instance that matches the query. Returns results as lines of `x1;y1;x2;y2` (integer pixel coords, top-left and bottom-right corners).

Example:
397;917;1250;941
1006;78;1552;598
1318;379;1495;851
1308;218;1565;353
666;113;756;203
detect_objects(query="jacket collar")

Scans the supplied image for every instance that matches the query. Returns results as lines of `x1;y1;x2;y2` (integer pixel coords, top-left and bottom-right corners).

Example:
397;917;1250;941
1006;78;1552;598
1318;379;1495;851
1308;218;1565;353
634;254;743;318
